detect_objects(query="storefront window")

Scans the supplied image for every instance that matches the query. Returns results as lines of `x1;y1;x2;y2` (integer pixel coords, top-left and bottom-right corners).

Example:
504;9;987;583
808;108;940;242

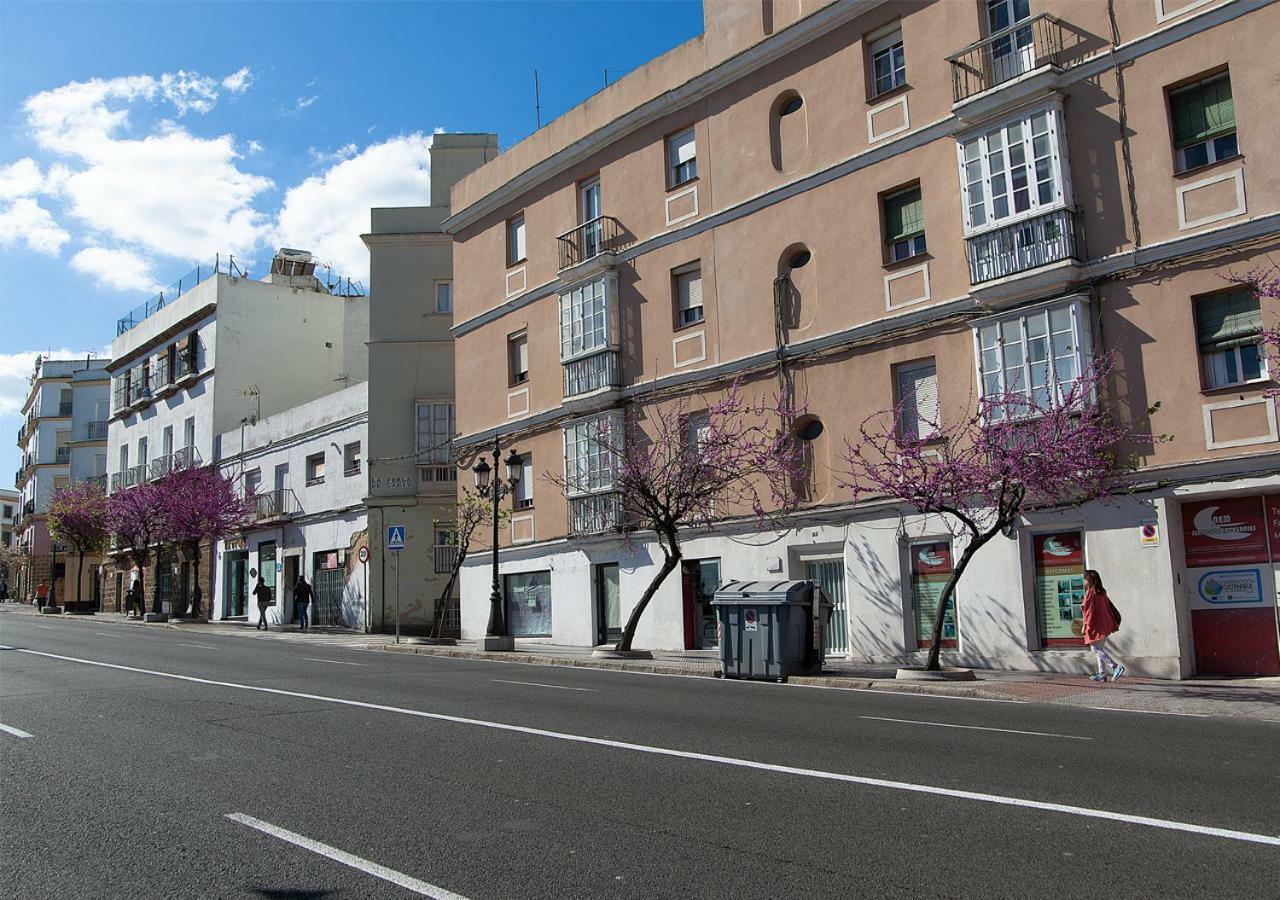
909;540;956;648
505;571;552;637
259;541;277;602
1033;530;1086;646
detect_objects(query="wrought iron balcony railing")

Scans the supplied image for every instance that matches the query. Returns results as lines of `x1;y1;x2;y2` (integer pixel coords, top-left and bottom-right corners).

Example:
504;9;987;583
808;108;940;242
253;488;301;522
433;544;459;574
569;492;624;536
966;208;1078;285
563;350;622;399
947;14;1068;104
85;420;108;440
122;463;149;489
83;474;107;490
55;446;71;464
557;215;623;271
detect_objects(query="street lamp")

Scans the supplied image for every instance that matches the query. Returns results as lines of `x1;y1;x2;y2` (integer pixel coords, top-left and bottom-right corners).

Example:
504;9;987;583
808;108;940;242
473;436;522;651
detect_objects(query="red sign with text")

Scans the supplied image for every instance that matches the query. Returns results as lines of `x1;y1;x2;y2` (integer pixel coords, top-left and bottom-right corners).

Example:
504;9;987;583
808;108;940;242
1181;496;1270;567
1033;532;1084;569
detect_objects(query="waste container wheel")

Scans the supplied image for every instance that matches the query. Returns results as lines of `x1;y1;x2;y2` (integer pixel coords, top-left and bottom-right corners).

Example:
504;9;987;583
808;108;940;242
776;677;785;683
713;671;723;678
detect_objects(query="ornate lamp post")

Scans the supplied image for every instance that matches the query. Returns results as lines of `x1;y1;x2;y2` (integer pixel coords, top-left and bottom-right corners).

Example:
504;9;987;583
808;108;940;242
473;436;522;652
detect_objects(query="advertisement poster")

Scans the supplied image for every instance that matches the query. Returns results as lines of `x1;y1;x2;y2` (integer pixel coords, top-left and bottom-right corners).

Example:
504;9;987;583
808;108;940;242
504;571;552;637
1187;566;1269;609
910;541;956;648
1181;496;1269;567
1034;531;1086;645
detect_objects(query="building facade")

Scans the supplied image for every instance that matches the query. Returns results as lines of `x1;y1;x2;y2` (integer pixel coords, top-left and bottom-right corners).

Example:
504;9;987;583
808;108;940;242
104;250;368;616
13;356;111;607
361;133;497;635
447;0;1280;677
214;382;368;627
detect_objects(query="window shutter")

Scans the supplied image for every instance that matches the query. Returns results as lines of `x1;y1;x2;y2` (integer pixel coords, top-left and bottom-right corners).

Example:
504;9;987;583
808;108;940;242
885;188;924;244
518;456;533;503
676;268;703;312
514;336;528;374
1196;290;1261;349
1173;75;1235;148
897;362;939;441
669;129;695;167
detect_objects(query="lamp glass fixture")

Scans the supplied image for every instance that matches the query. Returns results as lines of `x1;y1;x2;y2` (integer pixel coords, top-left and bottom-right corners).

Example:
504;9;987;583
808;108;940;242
472;458;492;490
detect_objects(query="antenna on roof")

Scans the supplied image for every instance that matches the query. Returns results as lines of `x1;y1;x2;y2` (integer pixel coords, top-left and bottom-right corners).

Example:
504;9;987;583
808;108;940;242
534;69;542;130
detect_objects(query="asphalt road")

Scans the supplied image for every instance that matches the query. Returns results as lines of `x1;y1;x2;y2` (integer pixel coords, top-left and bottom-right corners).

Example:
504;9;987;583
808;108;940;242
2;612;1278;899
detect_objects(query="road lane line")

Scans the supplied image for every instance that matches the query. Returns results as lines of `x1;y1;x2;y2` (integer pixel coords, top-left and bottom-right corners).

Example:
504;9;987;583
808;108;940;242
1090;707;1210;718
34;625;56;630
301;657;368;667
178;643;218;650
492;679;596;692
0;722;33;739
860;715;1091;740
226;813;469;899
94;632;123;638
12;646;1280;849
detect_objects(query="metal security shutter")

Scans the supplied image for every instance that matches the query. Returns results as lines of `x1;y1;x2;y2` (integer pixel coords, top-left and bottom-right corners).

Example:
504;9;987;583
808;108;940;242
313;566;344;627
897;360;939;441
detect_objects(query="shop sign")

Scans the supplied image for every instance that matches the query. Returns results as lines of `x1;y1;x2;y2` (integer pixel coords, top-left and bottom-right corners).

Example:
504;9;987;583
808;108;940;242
1181;497;1269;567
1034;531;1086;644
1195;568;1266;606
910;541;956;647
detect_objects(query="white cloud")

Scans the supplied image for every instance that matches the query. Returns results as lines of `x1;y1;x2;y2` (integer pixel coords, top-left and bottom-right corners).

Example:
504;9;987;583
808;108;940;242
0;350;79;415
246;139;264;155
275;133;435;283
70;246;160;293
0;198;70;255
0;159;44;199
295;95;319;111
308;143;357;165
221;67;253;93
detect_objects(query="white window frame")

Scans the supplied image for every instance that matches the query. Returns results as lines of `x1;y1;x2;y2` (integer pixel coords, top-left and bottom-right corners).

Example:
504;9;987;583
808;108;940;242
415;400;456;466
1202;344;1266;390
559;274;617;363
1177;133;1238;174
306;452;326;485
563;411;622;497
895;359;939;442
434;280;453;314
674;263;704;328
957;101;1070;236
507;214;527;266
515;454;534;509
869;28;906;97
508;331;529;385
972;296;1093;420
667;127;697;187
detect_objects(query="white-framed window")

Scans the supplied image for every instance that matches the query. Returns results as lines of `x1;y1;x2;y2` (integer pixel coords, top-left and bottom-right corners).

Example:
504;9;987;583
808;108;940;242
683;411;711;454
507;214;527;266
974;296;1092;418
883;185;926;262
183;416;195;450
508;331;529;385
435;280;453;314
343;441;362;476
959;103;1066;234
244;468;262;496
667;127;697;187
1170;72;1237;173
895;359;939;442
514;454;534;509
415;401;456;466
674;263;704;327
306;452;326;485
869;27;906;97
1195;289;1266;389
559;275;615;362
563;412;622;496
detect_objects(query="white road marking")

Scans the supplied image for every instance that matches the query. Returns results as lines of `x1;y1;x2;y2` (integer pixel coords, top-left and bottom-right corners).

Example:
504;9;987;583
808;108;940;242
1089;707;1210;718
11;646;1280;848
226;812;469;899
178;643;218;650
860;715;1091;741
492;679;596;692
0;722;34;739
94;632;122;638
301;657;367;667
34;625;55;630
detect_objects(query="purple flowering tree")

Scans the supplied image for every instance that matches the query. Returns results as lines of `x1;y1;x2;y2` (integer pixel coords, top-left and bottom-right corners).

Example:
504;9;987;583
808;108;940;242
157;466;252;619
550;381;806;653
429;490;499;640
46;481;108;613
106;481;168;615
843;356;1159;672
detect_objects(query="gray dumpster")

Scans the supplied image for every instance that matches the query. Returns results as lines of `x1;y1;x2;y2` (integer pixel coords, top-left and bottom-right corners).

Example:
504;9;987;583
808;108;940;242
712;580;832;682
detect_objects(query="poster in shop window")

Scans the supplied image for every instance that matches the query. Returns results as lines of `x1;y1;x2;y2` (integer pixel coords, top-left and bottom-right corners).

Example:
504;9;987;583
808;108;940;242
1034;530;1086;646
1180;496;1269;567
910;541;956;648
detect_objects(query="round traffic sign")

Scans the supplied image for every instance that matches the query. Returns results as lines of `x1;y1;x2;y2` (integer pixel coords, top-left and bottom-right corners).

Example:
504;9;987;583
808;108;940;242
357;546;369;564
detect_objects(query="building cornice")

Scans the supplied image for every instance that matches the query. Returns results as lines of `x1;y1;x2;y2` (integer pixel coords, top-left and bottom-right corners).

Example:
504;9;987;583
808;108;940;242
359;231;451;248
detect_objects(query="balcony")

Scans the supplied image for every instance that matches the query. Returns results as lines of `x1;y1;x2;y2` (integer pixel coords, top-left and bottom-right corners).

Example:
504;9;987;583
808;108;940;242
966;208;1078;289
83;474;107;490
562;350;622;407
17;423;26;444
58;401;73;417
253;488;301;522
947;15;1080;120
122;463;148;489
569;492;624;537
175;349;199;384
433;543;458;575
557;216;623;273
150;446;203;481
55;446;71;464
22;499;35;518
111;472;123;492
85;420;108;441
151;359;175;397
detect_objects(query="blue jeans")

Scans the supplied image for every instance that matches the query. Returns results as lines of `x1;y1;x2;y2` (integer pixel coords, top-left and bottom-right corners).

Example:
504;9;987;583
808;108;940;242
297;603;309;629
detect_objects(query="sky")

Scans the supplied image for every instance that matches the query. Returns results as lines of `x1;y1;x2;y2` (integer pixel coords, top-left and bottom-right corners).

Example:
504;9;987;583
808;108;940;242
0;0;704;481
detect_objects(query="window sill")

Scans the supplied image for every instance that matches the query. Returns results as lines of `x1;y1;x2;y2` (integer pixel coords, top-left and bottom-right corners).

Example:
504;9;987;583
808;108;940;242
306;478;325;487
882;251;931;272
514;503;535;512
866;82;911;105
666;175;699;194
344;468;361;477
673;316;706;333
509;377;530;389
1174;152;1243;180
1200;379;1271;398
506;258;528;269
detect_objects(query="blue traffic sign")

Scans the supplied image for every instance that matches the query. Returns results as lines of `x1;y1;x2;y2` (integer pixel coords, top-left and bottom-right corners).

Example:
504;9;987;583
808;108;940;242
386;525;406;552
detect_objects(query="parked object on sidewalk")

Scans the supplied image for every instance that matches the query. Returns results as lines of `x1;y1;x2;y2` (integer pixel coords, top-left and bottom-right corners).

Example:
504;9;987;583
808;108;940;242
1083;570;1123;680
293;576;312;631
254;576;273;631
713;580;831;682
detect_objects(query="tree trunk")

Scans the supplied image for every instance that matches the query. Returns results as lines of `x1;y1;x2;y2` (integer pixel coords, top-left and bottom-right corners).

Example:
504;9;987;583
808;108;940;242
616;536;681;652
75;549;85;612
190;542;202;618
924;532;991;671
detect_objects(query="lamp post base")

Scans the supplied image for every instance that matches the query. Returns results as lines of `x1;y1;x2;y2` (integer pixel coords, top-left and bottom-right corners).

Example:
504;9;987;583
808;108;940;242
482;635;515;652
143;612;169;623
39;605;63;615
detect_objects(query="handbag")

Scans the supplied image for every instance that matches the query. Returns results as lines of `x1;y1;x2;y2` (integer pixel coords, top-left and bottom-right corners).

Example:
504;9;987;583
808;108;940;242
1106;597;1122;629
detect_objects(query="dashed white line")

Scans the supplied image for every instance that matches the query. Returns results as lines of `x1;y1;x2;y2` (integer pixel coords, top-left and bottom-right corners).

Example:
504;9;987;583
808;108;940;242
226;812;469;898
179;643;218;651
34;625;55;630
1089;707;1210;718
12;646;1280;848
859;715;1091;741
94;632;122;638
0;722;33;739
492;679;596;692
301;657;367;667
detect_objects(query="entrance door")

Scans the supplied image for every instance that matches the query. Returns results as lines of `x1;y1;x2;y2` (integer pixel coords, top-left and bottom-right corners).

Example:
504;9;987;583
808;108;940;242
283;556;300;622
986;0;1034;85
595;563;621;646
806;559;848;656
226;553;247;617
681;559;721;649
313;554;344;627
579;177;603;257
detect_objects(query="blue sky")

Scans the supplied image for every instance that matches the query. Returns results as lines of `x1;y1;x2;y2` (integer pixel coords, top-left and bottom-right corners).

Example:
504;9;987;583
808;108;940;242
0;0;703;479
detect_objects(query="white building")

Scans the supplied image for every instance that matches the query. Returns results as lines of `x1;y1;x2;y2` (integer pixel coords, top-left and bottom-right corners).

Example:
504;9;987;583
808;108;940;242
214;382;368;627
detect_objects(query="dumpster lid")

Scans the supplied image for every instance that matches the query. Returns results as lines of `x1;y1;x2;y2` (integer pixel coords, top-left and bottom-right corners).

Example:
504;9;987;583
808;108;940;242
711;580;816;605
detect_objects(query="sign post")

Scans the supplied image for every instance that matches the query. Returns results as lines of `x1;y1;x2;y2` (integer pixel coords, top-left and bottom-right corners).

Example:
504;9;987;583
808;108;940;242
357;545;370;633
387;526;405;643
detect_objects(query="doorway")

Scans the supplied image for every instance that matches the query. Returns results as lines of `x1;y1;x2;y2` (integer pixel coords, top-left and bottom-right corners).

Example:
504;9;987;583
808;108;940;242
681;558;721;650
986;0;1034;85
595;563;621;647
313;551;344;627
579;177;603;257
283;555;300;623
225;552;248;618
805;558;848;656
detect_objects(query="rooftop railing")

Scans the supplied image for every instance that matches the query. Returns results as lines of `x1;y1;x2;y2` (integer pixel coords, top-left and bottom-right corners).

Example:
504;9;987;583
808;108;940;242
115;254;244;337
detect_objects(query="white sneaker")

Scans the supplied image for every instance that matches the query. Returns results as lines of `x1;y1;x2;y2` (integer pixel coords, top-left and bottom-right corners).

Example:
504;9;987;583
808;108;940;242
1089;673;1107;682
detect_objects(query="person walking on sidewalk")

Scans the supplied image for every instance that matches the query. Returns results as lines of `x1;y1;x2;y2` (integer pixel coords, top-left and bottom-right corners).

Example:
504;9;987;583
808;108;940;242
292;575;312;632
1082;569;1124;682
253;576;273;631
128;579;143;618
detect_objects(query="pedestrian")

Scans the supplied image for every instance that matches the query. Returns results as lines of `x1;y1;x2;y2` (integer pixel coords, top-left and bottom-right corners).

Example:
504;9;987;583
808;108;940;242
1082;569;1124;682
293;575;312;632
0;578;9;601
129;579;144;618
253;576;273;631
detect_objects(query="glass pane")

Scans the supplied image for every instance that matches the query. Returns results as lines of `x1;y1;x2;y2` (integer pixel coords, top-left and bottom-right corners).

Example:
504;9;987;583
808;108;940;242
1001;319;1022;344
1051;331;1073;358
980;323;1000;350
1241;344;1263;381
1049;305;1072;334
1029;336;1048;363
1214;132;1238;159
1182;142;1209;170
983;371;1003;398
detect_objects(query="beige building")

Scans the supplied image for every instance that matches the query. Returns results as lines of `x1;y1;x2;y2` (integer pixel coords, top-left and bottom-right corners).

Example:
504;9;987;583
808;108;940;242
447;0;1280;678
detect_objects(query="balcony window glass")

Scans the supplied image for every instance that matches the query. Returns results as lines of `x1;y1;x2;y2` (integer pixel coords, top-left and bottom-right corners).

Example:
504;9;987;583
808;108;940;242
344;441;362;475
244;469;262;496
563;413;621;495
306;453;326;485
508;331;529;385
515;454;534;509
1195;289;1265;389
869;28;906;97
975;298;1090;418
559;276;612;361
415;401;456;468
667;127;697;187
895;359;939;442
883;186;926;262
960;105;1063;233
507;214;526;266
435;281;453;314
1170;73;1237;173
674;264;704;327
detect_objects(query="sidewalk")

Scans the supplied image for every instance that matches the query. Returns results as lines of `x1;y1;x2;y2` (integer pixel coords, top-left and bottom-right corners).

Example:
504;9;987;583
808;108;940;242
5;603;1278;721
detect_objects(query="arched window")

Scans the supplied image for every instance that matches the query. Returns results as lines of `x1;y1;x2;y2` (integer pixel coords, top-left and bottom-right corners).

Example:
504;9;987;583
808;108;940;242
791;415;826;502
770;91;809;174
774;243;814;330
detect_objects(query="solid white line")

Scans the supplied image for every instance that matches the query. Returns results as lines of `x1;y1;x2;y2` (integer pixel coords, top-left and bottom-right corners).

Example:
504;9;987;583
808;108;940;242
13;646;1280;848
301;657;368;667
492;679;596;692
0;722;34;739
860;715;1091;741
179;643;218;651
1089;707;1211;718
226;812;469;899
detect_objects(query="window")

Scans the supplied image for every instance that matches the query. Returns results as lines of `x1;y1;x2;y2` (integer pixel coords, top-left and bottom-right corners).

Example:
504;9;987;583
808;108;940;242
137;437;148;468
416;401;457;485
508;331;529;385
58;388;73;416
683;412;711;458
119;445;128;475
559;276;614;361
504;571;552;637
435;281;453;314
1195;289;1265;389
895;359;939;442
959;105;1065;232
306;452;326;485
674;263;704;327
975;298;1091;418
869;27;906;97
883;185;926;262
343;441;362;476
1170;73;1236;173
244;468;262;496
1033;530;1087;647
184;417;195;450
909;540;957;648
563;413;621;495
507;214;526;266
667;127;697;187
514;454;534;509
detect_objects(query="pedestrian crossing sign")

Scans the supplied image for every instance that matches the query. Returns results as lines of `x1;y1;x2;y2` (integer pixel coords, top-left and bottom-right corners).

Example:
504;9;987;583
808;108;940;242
387;525;406;552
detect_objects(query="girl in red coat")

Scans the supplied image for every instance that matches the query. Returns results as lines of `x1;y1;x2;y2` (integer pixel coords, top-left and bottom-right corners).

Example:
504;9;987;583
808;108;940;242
1082;570;1124;682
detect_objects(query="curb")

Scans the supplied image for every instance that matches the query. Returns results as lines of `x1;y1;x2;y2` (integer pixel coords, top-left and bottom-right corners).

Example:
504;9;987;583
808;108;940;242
366;642;716;677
